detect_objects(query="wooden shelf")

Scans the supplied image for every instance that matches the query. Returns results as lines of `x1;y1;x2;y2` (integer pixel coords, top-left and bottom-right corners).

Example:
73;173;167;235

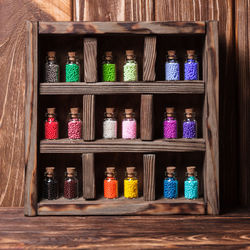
40;138;206;153
39;81;205;95
38;197;205;215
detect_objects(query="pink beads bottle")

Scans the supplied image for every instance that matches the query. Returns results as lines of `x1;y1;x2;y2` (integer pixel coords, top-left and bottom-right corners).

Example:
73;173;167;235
68;107;82;139
122;109;137;139
45;108;59;140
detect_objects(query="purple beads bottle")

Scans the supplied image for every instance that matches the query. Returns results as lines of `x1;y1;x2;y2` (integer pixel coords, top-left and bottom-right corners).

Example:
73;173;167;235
184;50;199;80
163;107;177;139
183;108;197;139
165;50;180;81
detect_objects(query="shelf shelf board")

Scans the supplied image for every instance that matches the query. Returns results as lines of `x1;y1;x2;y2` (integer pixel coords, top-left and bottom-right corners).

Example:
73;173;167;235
38;197;205;215
40;138;206;153
39;81;205;95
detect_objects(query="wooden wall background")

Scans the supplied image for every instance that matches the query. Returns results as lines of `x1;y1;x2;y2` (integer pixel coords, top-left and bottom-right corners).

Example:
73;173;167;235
0;0;249;210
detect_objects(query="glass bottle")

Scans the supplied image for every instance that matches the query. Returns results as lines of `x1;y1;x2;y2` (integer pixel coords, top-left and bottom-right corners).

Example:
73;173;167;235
122;109;137;139
183;108;197;139
45;107;59;140
184;50;199;80
104;167;118;199
124;167;138;199
123;50;138;82
64;167;79;199
102;51;116;82
165;50;180;81
45;51;59;83
68;107;82;139
65;51;80;82
163;107;177;139
184;166;199;199
43;167;59;200
103;107;117;139
164;166;178;199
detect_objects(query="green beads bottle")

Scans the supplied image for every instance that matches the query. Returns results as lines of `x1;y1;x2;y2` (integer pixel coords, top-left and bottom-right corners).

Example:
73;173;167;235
123;50;138;82
102;51;116;82
65;52;80;82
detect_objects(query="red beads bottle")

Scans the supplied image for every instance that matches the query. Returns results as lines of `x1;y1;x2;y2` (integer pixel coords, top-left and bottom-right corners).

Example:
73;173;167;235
104;167;118;199
64;167;79;199
68;107;82;139
45;108;59;140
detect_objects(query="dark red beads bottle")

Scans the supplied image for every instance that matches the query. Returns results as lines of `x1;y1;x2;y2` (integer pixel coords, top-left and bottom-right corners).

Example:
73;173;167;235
43;167;59;200
64;167;79;199
45;107;59;140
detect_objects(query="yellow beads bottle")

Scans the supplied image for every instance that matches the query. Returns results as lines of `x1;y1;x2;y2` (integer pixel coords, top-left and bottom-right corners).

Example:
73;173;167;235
124;167;138;199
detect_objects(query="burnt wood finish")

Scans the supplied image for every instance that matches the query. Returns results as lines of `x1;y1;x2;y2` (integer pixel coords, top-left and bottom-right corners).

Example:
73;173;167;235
39;81;205;95
82;153;95;199
140;95;153;140
83;95;95;141
143;154;155;201
39;21;206;34
143;36;156;81
84;38;97;82
24;21;38;216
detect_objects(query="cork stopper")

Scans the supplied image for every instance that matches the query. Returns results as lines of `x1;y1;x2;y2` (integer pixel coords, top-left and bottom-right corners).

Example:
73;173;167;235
166;166;176;177
47;107;56;114
106;107;115;118
126;50;134;59
105;51;112;60
70;107;79;118
106;167;115;177
166;107;175;116
185;108;194;118
48;51;56;60
126;167;136;177
46;167;55;177
68;51;76;60
125;108;133;118
187;166;196;176
67;167;76;177
187;50;195;59
168;50;176;59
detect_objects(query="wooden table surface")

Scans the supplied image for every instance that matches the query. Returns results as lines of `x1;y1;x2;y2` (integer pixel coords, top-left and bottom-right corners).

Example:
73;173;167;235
0;208;250;249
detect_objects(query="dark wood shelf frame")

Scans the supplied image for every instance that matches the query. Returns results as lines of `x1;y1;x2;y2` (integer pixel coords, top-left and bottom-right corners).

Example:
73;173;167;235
25;21;219;216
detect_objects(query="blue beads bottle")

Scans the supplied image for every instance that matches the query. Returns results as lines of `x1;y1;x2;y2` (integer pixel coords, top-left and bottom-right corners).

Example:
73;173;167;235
184;166;199;199
164;166;178;199
165;50;180;81
183;108;197;139
184;50;199;80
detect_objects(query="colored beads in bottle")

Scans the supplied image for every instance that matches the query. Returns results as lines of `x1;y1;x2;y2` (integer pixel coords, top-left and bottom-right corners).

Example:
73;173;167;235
184;166;199;199
45;51;59;83
103;107;117;139
104;167;118;199
184;50;199;80
102;51;116;82
123;50;138;82
122;109;137;139
64;167;79;199
43;167;59;200
124;167;138;199
183;108;197;138
164;166;178;199
45;108;59;140
163;107;177;139
165;50;180;80
68;107;82;139
65;52;80;82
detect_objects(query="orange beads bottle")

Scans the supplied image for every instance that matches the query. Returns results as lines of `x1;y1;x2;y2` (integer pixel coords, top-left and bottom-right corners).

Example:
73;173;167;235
104;167;118;199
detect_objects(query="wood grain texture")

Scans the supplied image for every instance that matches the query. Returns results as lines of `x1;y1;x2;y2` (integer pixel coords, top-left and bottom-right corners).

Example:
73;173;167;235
84;38;97;82
143;154;155;201
83;95;95;141
143;36;156;81
140;95;153;140
82;153;95;199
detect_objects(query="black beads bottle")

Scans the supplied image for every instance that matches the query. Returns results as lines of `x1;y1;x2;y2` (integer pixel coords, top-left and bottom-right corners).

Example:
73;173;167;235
43;167;59;200
45;51;59;83
64;167;79;199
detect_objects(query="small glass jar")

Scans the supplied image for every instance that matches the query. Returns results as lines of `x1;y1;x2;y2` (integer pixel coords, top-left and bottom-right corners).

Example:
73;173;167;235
184;166;199;199
104;167;118;199
183;108;197;139
64;167;79;199
68;107;82;139
45;51;59;83
65;51;80;82
124;167;138;199
163;107;177;139
103;107;117;139
165;50;180;81
44;108;59;140
123;50;138;82
184;50;199;80
102;51;116;82
122;109;137;139
43;167;59;200
164;166;178;199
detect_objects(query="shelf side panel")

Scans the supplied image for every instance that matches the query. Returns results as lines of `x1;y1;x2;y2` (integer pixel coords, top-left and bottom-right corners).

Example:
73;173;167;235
83;95;95;141
84;38;97;82
143;154;155;201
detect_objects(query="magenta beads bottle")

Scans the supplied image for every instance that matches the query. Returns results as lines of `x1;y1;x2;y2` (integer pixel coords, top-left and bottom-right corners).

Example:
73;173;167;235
122;109;137;139
68;107;82;140
163;107;177;139
45;108;59;140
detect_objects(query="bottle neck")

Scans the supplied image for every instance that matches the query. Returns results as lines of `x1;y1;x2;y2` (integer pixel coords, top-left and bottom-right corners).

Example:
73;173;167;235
67;57;76;63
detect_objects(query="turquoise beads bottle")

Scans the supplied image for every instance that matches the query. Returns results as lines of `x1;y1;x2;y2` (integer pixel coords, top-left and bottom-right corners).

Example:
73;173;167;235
184;166;199;199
